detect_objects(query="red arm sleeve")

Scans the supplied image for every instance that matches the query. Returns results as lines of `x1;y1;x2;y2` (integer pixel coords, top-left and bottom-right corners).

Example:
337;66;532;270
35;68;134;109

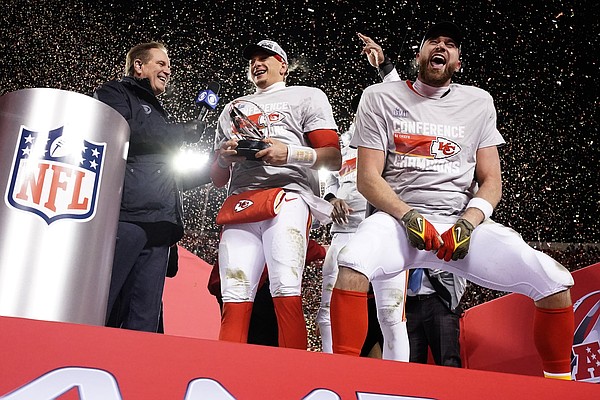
210;152;231;188
306;129;340;149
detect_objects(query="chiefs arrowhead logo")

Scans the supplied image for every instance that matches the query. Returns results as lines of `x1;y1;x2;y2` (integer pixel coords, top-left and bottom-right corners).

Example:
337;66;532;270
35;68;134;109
253;112;285;127
234;199;253;213
430;137;461;159
393;133;462;159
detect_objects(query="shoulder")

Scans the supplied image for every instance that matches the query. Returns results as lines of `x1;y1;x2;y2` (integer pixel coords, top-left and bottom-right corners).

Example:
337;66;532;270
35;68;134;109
451;83;493;101
95;77;141;96
287;85;327;97
363;80;405;97
95;79;122;93
93;79;128;104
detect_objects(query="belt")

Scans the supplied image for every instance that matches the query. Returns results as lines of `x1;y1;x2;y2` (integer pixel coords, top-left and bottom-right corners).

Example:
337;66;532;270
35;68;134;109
408;293;438;301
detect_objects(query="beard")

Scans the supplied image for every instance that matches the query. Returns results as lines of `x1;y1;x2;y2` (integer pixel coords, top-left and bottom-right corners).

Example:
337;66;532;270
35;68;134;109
418;59;457;87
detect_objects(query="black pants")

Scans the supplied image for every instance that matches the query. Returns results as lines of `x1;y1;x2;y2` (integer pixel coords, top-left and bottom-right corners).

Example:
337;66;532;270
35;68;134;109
106;222;171;333
405;294;461;367
247;280;279;346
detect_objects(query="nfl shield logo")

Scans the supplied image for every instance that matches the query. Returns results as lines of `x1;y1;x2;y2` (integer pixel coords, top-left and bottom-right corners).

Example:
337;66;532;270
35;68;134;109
4;125;106;224
571;290;600;382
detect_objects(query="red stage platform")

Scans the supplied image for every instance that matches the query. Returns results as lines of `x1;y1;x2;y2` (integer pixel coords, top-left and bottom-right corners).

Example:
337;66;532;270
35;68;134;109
1;249;599;399
0;315;598;400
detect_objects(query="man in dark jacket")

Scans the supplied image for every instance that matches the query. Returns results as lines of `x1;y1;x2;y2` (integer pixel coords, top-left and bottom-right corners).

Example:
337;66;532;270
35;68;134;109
94;42;209;332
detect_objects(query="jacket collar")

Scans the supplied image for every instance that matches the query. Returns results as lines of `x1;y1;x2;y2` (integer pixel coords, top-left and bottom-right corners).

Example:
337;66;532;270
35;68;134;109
121;76;156;97
120;76;170;119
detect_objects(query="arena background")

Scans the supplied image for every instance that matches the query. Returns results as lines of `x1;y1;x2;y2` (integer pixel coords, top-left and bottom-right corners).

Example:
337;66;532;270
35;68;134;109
2;0;598;348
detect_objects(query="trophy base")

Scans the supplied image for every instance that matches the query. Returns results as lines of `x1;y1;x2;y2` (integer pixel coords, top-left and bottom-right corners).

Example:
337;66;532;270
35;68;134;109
237;139;269;160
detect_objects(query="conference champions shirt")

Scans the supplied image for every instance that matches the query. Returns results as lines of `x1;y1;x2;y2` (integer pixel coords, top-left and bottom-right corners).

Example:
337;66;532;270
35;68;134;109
215;83;338;221
352;80;505;223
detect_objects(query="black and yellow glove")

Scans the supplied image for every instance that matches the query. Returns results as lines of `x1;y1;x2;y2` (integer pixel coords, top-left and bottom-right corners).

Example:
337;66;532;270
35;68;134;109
437;218;475;261
401;209;443;251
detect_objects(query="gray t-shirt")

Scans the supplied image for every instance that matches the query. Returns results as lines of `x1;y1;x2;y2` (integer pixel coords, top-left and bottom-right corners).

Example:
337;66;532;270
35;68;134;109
352;80;505;222
215;84;337;198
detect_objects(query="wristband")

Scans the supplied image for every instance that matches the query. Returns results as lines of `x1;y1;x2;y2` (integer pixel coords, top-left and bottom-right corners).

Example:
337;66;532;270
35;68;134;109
324;193;337;202
378;55;394;79
286;145;317;167
467;197;493;220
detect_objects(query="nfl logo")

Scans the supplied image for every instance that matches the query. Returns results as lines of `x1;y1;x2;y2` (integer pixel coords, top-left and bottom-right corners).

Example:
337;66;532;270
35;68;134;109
4;125;106;224
571;290;600;382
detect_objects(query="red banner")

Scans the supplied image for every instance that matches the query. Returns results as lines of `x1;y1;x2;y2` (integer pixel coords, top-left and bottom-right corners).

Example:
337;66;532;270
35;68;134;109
461;262;600;382
1;250;599;399
1;315;598;399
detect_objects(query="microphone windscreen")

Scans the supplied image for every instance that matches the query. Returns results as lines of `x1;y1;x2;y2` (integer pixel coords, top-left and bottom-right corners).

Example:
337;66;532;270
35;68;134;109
196;88;219;109
195;81;222;120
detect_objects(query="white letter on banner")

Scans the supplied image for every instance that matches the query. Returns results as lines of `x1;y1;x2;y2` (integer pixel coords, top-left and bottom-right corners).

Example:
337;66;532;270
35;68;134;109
358;393;434;400
184;378;236;400
302;389;341;400
0;367;121;400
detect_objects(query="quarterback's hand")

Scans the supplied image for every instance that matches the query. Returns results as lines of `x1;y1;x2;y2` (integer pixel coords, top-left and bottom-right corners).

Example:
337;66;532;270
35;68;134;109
217;138;245;167
401;209;443;251
437;218;475;262
255;137;286;165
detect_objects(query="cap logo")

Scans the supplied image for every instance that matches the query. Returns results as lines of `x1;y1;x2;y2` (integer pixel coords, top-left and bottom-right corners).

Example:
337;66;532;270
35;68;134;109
259;41;276;50
257;40;287;63
420;22;463;51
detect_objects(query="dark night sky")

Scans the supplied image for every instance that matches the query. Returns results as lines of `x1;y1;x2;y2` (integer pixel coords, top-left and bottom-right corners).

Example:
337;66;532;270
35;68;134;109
1;0;598;254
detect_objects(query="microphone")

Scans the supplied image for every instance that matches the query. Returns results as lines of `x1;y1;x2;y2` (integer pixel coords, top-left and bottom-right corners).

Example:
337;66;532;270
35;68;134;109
195;81;221;121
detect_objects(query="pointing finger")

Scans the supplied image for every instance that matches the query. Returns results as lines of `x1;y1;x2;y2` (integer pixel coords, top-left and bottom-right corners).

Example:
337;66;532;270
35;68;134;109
357;32;371;44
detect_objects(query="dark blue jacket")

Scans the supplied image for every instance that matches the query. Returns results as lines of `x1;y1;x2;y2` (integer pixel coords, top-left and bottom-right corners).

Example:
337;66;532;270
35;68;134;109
94;76;189;245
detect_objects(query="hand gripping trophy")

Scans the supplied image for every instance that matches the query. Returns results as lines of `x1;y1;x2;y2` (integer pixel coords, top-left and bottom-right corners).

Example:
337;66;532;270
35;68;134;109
227;99;271;160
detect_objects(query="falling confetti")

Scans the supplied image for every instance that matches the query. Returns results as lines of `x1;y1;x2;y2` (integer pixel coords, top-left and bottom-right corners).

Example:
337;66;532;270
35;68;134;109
1;2;598;344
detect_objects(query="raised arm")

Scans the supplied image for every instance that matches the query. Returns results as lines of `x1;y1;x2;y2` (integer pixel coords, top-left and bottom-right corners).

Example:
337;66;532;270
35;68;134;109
357;33;400;82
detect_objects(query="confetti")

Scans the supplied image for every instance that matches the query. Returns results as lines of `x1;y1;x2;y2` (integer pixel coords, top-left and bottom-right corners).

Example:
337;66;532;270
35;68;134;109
2;1;597;350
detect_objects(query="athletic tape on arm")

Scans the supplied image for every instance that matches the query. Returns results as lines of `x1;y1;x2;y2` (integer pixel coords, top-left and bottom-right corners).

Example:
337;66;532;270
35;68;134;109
286;145;317;167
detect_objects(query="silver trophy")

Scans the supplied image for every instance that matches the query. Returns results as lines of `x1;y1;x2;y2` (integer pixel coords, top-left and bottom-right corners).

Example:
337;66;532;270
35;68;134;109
228;99;271;160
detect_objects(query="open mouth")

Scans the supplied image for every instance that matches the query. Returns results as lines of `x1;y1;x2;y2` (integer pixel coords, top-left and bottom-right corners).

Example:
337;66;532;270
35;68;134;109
158;76;167;83
253;69;267;77
430;54;446;69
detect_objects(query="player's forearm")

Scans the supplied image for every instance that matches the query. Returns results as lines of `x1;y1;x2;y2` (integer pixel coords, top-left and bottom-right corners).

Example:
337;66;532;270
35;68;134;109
210;152;231;188
466;145;502;225
356;173;411;220
463;180;502;226
313;146;342;170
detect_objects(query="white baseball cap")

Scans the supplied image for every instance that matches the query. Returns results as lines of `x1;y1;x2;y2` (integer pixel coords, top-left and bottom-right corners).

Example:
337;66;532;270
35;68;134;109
243;40;288;63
